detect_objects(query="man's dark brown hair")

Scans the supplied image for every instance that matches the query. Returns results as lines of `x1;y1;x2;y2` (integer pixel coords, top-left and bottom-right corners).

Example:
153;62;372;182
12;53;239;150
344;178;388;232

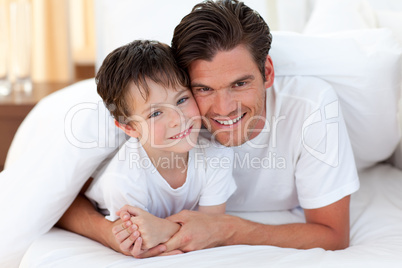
172;0;272;81
96;40;189;124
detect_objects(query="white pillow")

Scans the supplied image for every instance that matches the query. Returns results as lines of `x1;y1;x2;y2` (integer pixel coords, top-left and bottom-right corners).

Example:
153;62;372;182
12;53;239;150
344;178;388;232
0;79;126;267
303;0;378;34
271;29;402;170
376;10;402;45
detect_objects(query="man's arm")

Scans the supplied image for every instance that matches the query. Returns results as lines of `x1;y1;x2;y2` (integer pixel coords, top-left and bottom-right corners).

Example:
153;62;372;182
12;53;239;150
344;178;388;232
56;194;122;252
56;179;140;255
139;195;350;257
221;196;350;250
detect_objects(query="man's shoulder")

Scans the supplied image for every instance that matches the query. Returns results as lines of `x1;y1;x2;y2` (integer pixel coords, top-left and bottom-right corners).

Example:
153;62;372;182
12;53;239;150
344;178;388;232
271;76;338;111
273;76;336;103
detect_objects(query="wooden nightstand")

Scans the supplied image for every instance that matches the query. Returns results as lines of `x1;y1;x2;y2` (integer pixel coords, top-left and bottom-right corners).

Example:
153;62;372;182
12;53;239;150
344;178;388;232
0;82;71;171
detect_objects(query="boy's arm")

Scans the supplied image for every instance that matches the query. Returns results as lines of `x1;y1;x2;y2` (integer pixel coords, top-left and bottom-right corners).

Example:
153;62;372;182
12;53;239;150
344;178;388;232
198;203;226;214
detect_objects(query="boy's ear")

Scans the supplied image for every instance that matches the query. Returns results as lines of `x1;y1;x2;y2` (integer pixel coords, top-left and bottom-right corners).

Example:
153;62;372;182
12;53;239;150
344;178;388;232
114;119;140;138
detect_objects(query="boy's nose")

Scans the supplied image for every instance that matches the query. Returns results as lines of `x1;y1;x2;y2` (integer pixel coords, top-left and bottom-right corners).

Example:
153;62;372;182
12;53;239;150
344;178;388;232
168;108;184;128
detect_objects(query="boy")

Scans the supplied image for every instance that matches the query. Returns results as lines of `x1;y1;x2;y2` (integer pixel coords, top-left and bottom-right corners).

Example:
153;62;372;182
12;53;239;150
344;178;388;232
85;40;236;255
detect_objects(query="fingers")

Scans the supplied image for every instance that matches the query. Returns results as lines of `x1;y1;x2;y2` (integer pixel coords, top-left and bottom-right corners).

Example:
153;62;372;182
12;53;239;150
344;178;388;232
165;209;191;224
131;236;143;257
120;230;140;253
112;219;136;237
136;244;167;258
116;205;144;217
162;233;184;253
112;221;141;253
159;249;184;256
118;211;131;221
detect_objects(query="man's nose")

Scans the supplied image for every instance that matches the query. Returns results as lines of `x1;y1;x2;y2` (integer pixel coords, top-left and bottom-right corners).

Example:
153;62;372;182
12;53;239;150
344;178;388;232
213;89;237;116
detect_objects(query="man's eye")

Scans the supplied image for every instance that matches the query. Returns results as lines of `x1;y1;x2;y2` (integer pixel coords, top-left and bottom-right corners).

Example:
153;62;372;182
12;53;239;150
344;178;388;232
234;82;246;87
177;97;188;105
149;111;162;118
199;87;211;92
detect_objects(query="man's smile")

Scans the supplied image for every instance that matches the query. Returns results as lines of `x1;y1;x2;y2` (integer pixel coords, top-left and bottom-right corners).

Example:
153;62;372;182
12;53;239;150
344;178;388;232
213;113;246;126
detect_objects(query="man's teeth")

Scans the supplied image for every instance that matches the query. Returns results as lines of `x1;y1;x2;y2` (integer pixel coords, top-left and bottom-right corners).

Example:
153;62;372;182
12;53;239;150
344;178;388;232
172;128;190;139
215;114;244;125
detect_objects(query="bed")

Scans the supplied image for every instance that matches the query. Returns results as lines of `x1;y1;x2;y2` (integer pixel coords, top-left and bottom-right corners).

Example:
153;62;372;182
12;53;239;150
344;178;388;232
19;164;402;267
1;0;402;267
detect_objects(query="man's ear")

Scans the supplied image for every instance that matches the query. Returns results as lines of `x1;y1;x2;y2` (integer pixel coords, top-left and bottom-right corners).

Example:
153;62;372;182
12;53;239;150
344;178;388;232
114;119;141;138
264;55;275;89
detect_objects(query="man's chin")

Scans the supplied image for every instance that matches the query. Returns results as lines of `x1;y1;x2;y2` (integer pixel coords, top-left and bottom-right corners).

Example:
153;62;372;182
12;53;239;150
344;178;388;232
211;132;246;147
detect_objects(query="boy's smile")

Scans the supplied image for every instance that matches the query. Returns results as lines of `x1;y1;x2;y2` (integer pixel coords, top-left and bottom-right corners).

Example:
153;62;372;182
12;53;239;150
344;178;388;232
169;126;194;140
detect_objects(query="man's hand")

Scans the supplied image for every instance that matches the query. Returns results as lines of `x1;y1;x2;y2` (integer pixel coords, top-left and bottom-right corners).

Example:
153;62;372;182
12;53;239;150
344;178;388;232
56;194;141;255
111;215;141;255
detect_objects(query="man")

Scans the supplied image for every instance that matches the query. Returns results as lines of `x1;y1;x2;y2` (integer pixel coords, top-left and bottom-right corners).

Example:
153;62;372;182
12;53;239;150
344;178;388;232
58;0;359;257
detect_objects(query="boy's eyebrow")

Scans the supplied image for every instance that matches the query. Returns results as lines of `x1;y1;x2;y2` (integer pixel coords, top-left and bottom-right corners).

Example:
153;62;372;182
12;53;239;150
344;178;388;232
191;74;255;88
138;88;189;115
174;88;188;98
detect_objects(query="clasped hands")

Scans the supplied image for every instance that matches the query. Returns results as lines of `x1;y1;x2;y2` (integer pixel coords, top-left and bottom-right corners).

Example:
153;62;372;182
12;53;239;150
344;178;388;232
111;206;183;258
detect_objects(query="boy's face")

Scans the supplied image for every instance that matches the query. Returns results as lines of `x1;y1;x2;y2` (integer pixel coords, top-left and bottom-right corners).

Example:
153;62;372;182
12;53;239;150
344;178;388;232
188;44;274;147
125;79;201;155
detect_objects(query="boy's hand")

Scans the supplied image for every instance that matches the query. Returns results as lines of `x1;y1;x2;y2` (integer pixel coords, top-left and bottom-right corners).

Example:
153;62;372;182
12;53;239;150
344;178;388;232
128;207;181;250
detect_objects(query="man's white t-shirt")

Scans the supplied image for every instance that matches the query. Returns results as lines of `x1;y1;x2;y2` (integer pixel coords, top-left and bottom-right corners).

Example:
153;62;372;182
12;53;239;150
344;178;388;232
223;76;360;212
86;136;237;221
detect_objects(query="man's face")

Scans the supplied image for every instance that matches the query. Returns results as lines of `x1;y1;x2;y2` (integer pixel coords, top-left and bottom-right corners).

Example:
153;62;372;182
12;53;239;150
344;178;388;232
188;44;274;147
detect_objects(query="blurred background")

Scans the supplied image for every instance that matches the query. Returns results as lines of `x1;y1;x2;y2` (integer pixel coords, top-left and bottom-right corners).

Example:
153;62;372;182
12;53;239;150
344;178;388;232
0;0;281;85
1;0;401;84
0;0;401;171
0;0;95;84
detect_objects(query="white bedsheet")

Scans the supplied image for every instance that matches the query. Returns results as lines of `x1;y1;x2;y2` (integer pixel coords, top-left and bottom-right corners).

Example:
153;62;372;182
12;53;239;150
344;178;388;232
20;163;402;268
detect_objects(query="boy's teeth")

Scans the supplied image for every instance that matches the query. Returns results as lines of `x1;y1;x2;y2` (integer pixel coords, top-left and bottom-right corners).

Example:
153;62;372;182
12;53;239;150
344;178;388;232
172;129;189;139
216;114;243;125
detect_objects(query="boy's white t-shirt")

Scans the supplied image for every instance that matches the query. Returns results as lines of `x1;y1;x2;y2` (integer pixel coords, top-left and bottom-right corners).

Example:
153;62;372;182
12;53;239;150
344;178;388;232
223;76;360;212
86;136;236;221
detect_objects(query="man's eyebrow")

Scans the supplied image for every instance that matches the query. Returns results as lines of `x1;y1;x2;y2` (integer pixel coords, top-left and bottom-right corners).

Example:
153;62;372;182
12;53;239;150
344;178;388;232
190;82;208;88
191;74;255;89
233;75;255;84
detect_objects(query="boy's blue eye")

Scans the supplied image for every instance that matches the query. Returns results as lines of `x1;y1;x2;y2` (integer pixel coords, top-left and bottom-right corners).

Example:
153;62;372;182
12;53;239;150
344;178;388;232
177;97;188;105
149;111;162;118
